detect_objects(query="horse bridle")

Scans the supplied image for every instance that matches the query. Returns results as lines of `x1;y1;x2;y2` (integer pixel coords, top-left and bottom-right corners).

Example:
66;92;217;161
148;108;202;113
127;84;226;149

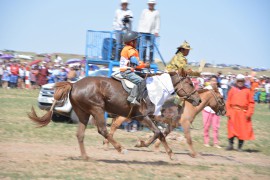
209;89;225;115
172;74;197;100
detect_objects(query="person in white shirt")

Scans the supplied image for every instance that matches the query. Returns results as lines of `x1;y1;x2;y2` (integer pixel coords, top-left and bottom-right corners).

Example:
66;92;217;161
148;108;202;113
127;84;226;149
113;0;133;60
18;64;25;89
54;54;63;64
202;76;223;148
197;76;205;88
220;75;229;100
265;79;270;103
137;0;160;63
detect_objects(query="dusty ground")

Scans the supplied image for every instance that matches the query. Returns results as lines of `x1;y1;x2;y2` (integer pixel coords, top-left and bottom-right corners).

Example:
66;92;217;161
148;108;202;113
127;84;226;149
1;129;270;180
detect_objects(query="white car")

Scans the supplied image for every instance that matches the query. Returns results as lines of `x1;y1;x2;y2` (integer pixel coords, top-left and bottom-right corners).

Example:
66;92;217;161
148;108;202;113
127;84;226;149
38;68;114;123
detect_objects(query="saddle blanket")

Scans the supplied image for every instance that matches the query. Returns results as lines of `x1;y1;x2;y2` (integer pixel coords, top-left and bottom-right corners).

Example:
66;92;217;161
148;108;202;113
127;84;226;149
146;73;174;115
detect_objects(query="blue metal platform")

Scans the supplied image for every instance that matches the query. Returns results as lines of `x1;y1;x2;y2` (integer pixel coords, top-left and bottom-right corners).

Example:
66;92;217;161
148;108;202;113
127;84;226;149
85;30;165;77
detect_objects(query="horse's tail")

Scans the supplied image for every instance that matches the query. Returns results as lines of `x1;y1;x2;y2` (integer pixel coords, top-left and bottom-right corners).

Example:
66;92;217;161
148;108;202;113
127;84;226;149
28;82;73;127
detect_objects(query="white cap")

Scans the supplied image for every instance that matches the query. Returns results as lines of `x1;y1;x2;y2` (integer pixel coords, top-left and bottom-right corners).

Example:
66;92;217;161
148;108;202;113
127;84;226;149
236;74;245;80
148;0;156;4
121;0;128;3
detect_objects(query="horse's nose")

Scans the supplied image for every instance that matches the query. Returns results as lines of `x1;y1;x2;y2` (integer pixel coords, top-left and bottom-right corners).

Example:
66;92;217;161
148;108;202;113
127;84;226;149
198;99;202;103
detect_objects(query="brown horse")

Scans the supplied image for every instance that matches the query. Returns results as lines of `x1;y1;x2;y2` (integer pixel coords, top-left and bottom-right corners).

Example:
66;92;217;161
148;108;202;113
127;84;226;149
103;88;226;157
28;69;201;159
28;68;201;160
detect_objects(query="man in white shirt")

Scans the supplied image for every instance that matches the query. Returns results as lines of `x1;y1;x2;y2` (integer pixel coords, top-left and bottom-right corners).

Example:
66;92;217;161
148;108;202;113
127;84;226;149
54;54;63;64
113;0;133;60
137;0;160;63
220;75;229;100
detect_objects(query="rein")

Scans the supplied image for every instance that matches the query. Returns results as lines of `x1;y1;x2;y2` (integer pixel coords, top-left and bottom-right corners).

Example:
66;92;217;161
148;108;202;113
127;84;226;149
209;89;225;115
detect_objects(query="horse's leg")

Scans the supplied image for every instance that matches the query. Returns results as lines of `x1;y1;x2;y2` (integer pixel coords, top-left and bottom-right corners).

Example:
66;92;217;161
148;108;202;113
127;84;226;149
135;116;174;160
103;116;127;150
73;106;90;160
181;118;196;157
93;110;126;154
154;122;177;152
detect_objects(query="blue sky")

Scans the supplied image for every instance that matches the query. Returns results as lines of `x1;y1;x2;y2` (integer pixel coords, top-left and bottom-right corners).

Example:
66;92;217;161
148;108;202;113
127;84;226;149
0;0;270;68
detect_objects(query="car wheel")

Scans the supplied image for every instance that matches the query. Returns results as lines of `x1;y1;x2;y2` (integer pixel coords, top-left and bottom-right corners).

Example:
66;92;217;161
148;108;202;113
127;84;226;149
52;113;69;122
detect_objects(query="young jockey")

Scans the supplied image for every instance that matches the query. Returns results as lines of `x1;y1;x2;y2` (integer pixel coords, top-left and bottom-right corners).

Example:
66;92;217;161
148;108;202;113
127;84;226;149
120;31;149;106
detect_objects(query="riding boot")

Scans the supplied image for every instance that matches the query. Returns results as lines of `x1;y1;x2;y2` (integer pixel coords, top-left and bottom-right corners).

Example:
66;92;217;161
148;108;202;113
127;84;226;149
237;139;244;152
137;80;147;101
226;137;234;150
127;85;140;106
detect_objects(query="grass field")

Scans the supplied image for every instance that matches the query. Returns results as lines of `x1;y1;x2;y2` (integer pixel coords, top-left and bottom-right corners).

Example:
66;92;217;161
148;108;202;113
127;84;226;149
0;89;270;179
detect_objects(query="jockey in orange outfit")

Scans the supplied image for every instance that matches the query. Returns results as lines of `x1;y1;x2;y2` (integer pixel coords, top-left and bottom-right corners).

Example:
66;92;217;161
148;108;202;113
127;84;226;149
120;31;149;106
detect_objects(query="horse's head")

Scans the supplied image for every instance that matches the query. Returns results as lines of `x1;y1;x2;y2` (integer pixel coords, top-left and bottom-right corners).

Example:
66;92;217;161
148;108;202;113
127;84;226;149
208;89;226;116
170;68;201;106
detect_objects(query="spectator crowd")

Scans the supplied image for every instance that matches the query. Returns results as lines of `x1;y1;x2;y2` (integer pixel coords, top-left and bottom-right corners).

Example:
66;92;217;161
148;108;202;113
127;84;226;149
0;54;86;89
191;71;270;104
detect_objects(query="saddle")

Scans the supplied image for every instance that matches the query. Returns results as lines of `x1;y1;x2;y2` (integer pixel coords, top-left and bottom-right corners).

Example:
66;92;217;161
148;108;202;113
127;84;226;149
111;71;135;93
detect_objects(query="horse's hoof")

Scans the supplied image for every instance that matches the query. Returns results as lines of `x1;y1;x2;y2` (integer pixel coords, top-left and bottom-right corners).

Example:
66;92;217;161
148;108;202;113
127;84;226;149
134;144;140;148
121;149;129;154
135;140;145;147
169;153;176;161
135;140;142;147
83;156;90;161
189;153;196;158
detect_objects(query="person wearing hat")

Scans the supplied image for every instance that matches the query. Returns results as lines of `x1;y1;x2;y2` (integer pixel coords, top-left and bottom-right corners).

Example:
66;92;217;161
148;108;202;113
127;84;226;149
137;0;160;63
225;74;255;151
120;31;149;106
166;41;192;72
113;0;133;60
165;41;200;107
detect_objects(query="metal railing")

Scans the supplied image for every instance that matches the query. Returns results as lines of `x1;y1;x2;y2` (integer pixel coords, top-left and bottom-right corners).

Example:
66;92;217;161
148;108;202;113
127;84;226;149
85;30;165;77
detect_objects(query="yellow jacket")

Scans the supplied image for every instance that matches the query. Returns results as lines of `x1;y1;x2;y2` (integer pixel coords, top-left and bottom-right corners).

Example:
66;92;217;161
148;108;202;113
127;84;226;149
165;52;187;72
